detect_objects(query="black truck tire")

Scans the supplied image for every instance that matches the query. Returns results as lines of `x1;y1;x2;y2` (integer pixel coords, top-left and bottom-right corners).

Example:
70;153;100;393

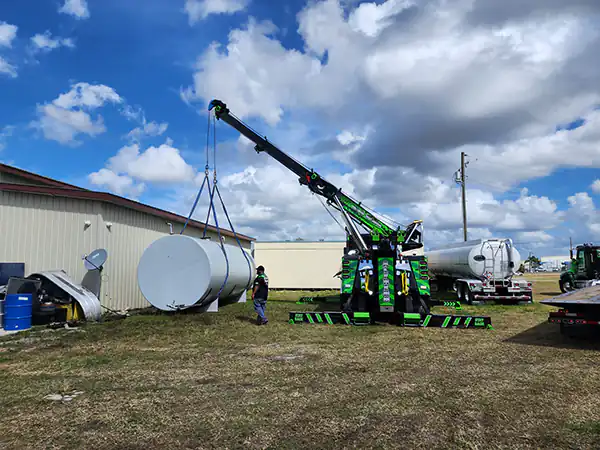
559;279;573;293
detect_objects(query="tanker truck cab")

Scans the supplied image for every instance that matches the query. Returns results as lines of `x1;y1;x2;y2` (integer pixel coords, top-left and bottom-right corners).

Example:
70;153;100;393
428;238;533;305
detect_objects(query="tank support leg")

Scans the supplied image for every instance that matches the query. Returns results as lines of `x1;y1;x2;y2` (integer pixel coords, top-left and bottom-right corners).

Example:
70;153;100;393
236;289;247;304
200;299;219;313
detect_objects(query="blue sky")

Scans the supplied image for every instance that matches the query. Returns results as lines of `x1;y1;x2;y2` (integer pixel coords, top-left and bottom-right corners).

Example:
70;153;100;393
1;0;600;256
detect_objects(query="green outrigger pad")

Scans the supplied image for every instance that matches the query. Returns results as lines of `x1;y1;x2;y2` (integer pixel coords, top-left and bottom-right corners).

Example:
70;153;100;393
288;311;492;328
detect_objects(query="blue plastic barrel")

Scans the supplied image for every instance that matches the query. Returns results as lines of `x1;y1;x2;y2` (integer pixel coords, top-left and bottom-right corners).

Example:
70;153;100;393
3;294;33;331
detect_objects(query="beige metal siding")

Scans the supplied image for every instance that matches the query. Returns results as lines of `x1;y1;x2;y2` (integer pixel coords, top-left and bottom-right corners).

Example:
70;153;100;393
0;190;99;285
1;188;253;311
253;241;345;289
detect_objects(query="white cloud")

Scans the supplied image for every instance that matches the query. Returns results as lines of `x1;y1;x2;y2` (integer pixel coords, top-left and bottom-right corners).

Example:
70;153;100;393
53;83;121;110
169;162;347;241
98;141;197;185
184;0;249;24
181;19;319;126
514;231;554;244
30;31;75;52
0;21;17;48
348;0;414;38
567;192;600;238
0;57;16;78
138;0;600;255
591;179;600;194
182;0;600;184
0;125;14;151
337;130;365;146
120;105;169;143
88;169;145;199
126;121;168;143
0;22;18;77
32;82;122;145
34;104;107;144
59;0;90;19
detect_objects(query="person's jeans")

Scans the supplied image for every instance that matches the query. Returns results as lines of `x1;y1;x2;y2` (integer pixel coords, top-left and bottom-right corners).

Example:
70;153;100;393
254;297;267;322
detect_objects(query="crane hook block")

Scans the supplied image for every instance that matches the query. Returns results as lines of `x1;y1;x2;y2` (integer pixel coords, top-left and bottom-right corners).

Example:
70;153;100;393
208;99;228;116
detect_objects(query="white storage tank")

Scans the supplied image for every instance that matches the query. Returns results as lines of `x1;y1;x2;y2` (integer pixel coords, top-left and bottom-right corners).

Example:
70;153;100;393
427;238;521;280
137;235;256;311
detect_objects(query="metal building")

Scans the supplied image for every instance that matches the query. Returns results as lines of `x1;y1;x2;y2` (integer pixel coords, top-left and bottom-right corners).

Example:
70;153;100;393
252;241;345;290
0;163;254;311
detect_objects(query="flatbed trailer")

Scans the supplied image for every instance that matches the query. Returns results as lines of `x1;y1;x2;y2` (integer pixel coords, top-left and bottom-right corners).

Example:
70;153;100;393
289;311;492;328
541;285;600;335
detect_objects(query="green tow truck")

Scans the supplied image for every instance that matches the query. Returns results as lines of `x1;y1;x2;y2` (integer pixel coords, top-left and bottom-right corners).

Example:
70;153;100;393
209;99;491;329
560;243;600;293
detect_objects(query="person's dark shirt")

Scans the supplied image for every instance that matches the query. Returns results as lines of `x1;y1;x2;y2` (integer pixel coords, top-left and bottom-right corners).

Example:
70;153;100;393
253;273;269;300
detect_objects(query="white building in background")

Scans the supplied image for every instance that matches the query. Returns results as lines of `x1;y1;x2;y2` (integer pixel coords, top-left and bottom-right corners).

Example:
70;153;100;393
252;240;346;290
0;163;254;310
540;255;571;271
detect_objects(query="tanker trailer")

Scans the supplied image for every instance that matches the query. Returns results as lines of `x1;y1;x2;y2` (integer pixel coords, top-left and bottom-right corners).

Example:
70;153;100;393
426;238;533;304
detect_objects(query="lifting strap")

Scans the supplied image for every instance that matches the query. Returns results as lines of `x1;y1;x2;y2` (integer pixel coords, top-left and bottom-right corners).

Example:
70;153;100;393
180;110;253;301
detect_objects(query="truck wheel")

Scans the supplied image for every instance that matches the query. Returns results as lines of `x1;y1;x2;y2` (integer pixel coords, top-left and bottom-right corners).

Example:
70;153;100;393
457;282;471;304
465;288;474;305
559;280;573;293
456;282;463;302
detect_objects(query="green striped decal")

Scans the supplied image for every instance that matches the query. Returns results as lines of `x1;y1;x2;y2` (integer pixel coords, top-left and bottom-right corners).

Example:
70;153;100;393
325;313;333;325
442;316;451;328
422;315;431;327
315;313;323;323
377;257;395;307
464;317;472;327
307;314;314;324
453;317;461;327
342;313;350;324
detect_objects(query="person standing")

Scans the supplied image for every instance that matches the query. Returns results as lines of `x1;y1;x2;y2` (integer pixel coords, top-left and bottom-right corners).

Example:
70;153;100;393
252;265;269;325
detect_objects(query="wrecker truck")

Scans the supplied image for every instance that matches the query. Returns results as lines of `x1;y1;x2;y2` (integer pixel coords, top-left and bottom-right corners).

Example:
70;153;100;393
543;243;600;337
559;243;600;293
209;99;491;329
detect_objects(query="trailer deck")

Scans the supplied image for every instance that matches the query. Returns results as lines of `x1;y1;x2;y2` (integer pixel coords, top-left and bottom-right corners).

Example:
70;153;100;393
540;285;600;331
540;285;600;308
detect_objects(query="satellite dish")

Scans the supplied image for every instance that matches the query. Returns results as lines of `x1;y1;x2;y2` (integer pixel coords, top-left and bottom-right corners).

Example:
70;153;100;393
83;248;108;271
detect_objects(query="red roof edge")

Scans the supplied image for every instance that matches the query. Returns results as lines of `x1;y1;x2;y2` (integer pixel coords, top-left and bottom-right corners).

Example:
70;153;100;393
0;163;89;190
0;183;255;242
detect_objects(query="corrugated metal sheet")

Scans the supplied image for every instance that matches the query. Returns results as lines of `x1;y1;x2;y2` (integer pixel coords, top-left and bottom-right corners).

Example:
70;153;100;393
0;185;252;311
253;241;345;289
0;190;98;285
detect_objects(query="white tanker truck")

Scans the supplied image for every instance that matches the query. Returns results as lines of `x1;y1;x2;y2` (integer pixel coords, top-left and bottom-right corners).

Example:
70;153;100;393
426;238;533;304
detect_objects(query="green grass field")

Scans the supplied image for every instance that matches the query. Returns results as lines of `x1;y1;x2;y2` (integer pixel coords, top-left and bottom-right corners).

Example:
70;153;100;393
2;273;600;449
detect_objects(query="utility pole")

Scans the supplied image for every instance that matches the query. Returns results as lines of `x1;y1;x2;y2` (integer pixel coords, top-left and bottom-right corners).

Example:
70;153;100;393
569;236;573;259
460;151;468;241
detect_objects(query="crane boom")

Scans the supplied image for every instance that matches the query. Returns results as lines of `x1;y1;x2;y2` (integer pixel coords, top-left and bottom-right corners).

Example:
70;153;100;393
208;99;401;248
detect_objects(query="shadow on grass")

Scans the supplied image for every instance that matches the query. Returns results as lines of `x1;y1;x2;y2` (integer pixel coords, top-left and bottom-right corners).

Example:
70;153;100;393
540;292;563;298
505;321;600;350
235;315;258;325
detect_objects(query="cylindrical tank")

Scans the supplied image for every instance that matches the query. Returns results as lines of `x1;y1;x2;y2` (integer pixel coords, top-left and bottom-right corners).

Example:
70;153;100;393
137;235;256;311
427;239;521;280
